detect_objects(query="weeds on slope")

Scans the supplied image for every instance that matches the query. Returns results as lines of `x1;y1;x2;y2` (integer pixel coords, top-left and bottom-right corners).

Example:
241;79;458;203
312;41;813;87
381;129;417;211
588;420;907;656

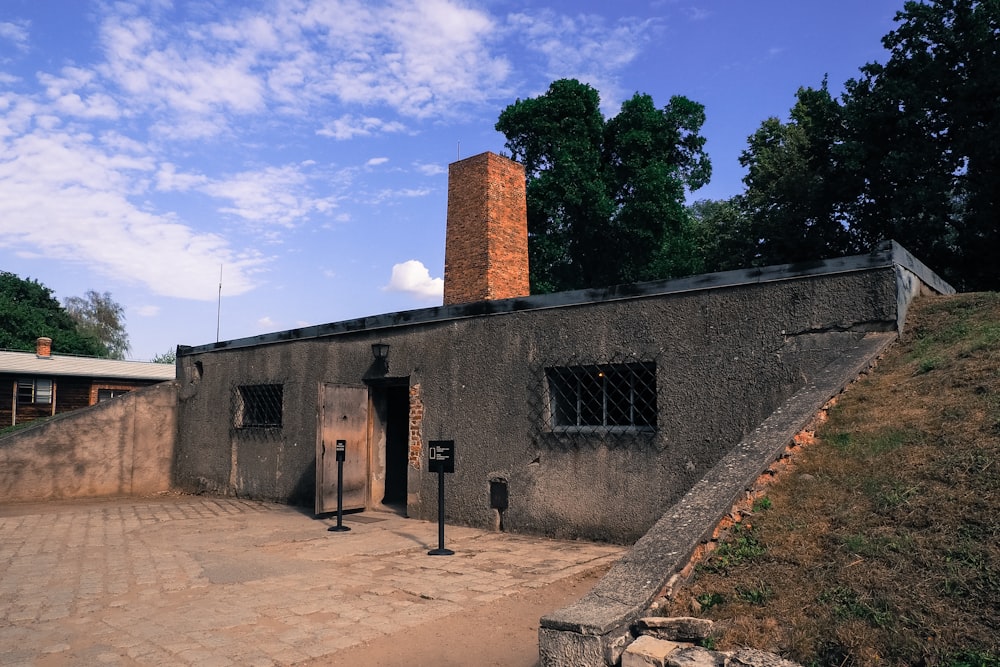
666;292;1000;666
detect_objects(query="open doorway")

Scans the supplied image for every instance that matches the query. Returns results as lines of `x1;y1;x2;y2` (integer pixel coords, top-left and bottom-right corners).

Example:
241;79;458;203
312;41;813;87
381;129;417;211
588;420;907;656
382;385;409;507
368;381;409;514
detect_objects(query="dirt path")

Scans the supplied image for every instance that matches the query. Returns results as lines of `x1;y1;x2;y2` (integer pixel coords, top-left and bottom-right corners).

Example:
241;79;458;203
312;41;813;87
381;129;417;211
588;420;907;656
308;566;609;667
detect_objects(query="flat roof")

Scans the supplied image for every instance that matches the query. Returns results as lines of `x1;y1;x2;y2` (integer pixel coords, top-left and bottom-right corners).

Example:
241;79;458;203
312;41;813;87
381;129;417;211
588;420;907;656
180;241;952;356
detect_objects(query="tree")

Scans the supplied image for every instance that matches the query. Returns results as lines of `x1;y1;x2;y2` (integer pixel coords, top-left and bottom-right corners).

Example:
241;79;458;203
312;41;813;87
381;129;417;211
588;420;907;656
684;197;758;273
63;290;130;360
739;80;859;266
0;272;106;356
843;0;999;290
496;79;711;292
151;349;176;365
739;0;999;290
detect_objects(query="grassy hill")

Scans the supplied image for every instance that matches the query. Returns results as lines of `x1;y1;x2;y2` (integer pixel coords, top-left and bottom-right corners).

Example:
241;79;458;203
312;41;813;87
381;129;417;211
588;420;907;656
666;292;1000;666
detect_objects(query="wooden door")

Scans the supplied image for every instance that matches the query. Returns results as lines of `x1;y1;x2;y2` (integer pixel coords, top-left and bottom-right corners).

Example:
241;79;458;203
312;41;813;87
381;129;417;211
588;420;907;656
316;384;369;515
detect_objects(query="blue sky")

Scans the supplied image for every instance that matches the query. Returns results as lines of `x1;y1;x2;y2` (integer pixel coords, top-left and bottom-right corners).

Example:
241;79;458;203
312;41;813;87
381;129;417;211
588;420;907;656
1;0;903;360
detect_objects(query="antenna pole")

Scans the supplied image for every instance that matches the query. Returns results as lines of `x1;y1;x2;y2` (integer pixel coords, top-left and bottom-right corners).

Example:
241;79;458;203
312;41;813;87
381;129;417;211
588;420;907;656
216;265;222;342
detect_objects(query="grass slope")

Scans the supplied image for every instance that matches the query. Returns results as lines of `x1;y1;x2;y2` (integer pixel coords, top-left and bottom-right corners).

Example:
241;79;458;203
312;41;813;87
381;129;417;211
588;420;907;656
666;292;1000;666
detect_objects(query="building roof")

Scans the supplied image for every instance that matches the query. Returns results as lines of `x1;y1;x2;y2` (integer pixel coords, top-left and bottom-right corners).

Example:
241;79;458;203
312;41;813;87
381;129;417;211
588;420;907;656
0;350;176;381
179;240;954;357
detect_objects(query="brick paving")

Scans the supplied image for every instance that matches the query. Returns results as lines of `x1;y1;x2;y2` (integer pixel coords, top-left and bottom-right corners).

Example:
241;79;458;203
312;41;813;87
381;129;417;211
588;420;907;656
0;496;623;666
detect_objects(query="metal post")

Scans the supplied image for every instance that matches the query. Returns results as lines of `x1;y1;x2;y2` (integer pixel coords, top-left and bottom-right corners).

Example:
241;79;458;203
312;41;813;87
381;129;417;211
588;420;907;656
427;468;453;555
328;455;350;532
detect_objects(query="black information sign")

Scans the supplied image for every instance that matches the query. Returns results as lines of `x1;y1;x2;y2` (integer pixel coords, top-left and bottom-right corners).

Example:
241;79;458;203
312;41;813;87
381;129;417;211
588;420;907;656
427;439;455;556
328;438;350;533
428;440;454;474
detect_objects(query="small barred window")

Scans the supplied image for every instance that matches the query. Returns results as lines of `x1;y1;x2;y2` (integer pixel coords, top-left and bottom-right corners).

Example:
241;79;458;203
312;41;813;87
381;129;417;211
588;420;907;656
546;362;656;432
234;384;283;428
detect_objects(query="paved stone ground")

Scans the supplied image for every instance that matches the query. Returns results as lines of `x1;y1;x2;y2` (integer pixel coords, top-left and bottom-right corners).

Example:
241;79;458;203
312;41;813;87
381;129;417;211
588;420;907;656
0;495;623;666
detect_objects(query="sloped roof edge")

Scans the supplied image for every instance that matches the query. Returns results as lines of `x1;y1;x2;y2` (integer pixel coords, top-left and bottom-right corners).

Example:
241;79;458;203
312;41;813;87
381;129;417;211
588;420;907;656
179;241;953;357
0;352;176;380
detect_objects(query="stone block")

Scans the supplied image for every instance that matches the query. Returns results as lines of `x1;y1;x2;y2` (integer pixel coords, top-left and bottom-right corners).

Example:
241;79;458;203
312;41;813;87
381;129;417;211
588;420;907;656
622;635;681;667
635;616;714;642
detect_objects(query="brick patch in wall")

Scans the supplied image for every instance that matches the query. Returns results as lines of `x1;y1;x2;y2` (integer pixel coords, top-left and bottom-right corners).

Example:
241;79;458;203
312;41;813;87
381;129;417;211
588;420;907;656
408;383;424;469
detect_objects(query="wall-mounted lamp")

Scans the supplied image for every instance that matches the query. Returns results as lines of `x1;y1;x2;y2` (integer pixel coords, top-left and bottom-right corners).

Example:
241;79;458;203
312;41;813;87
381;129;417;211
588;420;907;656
371;342;390;374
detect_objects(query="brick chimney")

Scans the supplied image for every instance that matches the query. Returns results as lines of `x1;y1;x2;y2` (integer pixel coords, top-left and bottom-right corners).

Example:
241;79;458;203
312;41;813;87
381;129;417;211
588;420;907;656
36;337;52;358
443;152;529;305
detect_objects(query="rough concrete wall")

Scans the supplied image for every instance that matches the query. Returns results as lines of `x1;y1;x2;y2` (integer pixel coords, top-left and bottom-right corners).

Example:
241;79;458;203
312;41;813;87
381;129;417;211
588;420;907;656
0;381;177;502
174;268;899;542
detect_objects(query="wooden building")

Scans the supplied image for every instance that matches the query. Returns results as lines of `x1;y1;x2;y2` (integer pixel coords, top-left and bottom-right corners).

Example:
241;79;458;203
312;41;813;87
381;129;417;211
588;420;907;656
1;337;175;427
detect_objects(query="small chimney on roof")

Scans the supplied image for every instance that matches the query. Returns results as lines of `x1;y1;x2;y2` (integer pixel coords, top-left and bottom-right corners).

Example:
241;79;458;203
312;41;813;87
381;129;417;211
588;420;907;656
443;152;530;306
36;337;52;358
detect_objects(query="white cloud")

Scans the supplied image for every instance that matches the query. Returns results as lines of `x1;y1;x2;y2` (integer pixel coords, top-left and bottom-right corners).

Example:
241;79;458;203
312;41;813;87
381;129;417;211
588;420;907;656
200;164;338;227
137;305;160;317
88;0;513;137
371;187;432;204
0;0;658;313
155;162;209;192
96;14;266;138
506;11;659;112
0;20;30;52
0;115;262;301
414;161;446;176
38;68;121;120
256;315;277;329
384;259;443;300
316;115;406;140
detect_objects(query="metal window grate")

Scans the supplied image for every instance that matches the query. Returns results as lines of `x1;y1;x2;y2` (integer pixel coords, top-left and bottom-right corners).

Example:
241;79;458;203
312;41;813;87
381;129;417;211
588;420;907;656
233;384;284;430
547;363;656;430
529;354;659;446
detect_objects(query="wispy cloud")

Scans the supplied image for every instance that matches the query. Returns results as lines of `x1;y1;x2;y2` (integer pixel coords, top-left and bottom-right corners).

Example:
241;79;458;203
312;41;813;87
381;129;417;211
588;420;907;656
316;115;407;140
89;0;513;137
384;259;443;300
201;165;338;228
414;161;446;176
0;0;656;309
0;20;30;53
506;11;660;112
0;123;263;300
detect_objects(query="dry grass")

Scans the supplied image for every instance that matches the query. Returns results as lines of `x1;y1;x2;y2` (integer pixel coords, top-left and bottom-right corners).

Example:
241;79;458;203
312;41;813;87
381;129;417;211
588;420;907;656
665;292;1000;666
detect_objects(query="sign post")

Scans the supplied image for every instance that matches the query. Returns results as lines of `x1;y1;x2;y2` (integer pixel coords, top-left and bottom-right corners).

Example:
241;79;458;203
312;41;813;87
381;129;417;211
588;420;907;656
328;439;351;533
427;440;455;556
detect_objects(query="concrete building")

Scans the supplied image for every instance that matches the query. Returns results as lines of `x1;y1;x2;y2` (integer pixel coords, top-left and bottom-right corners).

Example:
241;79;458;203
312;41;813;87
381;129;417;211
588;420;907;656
0;151;954;665
171;152;953;544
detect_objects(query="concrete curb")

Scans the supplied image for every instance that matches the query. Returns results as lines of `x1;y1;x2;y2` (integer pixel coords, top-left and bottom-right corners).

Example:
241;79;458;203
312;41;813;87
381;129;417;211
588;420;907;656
538;332;897;667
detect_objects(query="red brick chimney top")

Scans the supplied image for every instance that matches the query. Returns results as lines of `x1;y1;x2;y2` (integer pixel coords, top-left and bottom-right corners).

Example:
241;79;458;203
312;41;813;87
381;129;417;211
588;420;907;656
36;337;52;358
443;151;529;305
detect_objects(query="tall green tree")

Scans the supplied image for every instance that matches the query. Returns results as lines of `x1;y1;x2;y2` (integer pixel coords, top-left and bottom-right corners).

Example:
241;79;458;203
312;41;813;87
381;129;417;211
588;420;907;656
63;290;131;360
843;0;999;290
0;272;106;356
740;0;999;290
740;80;859;266
496;79;711;292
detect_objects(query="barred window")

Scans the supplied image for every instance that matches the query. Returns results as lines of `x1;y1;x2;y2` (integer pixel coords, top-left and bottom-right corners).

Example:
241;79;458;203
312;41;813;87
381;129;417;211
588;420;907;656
234;384;283;428
547;363;656;432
